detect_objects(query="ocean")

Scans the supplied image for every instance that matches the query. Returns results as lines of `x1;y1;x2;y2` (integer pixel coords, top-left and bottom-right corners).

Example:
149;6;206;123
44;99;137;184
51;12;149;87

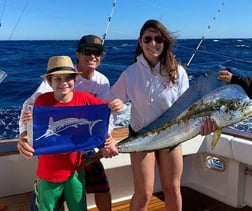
1;38;252;140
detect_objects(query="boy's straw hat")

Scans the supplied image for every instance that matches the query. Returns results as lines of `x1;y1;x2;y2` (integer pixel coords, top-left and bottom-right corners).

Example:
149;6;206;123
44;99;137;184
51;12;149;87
41;56;80;78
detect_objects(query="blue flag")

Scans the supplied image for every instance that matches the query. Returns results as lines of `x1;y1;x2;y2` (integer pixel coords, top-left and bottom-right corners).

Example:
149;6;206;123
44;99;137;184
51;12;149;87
28;104;110;155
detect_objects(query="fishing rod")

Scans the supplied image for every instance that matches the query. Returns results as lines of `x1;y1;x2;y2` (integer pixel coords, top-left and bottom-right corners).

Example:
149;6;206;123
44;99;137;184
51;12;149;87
186;2;224;67
102;0;117;44
0;0;7;27
8;0;29;40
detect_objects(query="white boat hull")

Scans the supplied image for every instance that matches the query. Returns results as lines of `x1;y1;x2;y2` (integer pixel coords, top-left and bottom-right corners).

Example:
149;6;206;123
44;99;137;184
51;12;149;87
0;155;37;197
1;128;252;209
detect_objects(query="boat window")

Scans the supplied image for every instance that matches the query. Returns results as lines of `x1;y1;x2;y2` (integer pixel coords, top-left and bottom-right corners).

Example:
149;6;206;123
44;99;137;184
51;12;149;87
205;155;225;171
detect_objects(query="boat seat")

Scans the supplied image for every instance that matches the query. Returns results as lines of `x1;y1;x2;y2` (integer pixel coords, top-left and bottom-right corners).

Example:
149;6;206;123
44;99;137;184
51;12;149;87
101;153;131;169
231;137;252;166
181;133;234;160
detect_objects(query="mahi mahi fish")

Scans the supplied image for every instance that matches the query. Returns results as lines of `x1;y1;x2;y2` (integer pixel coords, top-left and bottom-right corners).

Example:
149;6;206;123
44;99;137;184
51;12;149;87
82;72;252;166
117;84;252;152
82;83;252;168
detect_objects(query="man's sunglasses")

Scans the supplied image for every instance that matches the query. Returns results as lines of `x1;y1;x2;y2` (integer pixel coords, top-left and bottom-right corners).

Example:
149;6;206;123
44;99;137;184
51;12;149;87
142;36;164;44
80;48;103;56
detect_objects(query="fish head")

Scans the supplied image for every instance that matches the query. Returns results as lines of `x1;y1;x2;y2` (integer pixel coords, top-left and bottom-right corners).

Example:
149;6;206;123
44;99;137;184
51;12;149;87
238;99;252;119
210;98;252;150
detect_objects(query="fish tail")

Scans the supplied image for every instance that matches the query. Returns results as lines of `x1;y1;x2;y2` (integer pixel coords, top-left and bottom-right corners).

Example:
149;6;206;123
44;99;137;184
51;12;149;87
166;144;180;152
89;120;102;135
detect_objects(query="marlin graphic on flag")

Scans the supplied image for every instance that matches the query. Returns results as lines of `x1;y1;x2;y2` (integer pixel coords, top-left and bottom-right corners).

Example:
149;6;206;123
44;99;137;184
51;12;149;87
35;117;102;141
28;104;110;155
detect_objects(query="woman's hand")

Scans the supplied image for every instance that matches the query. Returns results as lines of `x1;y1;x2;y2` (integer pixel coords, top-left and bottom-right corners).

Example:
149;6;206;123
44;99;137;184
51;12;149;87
200;117;217;136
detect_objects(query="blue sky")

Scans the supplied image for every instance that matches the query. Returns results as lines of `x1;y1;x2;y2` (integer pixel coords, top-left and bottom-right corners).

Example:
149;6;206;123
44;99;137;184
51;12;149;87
0;0;251;40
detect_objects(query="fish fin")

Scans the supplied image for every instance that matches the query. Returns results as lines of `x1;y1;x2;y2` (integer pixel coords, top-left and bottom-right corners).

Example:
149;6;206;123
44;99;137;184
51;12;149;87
211;128;222;150
89;120;102;135
48;117;54;125
165;144;180;152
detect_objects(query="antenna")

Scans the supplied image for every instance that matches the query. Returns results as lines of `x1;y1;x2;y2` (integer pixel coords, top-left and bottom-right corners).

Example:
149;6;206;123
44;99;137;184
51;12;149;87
186;2;224;67
102;0;117;44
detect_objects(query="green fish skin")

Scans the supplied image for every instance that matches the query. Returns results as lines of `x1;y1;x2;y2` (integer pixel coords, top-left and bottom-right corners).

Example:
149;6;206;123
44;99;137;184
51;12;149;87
117;84;252;152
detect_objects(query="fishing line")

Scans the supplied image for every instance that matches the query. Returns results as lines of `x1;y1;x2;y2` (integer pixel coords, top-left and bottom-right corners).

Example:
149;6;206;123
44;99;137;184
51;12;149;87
8;0;29;40
195;48;252;64
186;2;224;67
0;0;7;27
179;42;252;65
102;0;117;44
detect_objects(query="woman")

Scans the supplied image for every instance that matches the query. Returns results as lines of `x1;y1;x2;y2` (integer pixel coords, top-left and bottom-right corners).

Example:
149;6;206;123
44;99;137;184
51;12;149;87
109;19;216;211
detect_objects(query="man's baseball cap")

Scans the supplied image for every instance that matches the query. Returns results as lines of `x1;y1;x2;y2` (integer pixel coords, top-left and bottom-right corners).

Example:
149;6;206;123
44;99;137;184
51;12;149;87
77;35;105;51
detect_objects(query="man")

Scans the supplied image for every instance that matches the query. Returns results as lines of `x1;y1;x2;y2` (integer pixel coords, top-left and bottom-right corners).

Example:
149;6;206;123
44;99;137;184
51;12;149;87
18;35;122;211
218;69;252;98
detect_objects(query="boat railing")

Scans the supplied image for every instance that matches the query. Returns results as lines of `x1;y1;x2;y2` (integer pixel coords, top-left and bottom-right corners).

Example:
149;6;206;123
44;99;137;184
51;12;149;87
0;127;252;157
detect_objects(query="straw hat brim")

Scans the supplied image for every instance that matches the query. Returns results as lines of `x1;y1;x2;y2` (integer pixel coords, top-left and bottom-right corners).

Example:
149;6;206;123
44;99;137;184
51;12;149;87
40;70;81;79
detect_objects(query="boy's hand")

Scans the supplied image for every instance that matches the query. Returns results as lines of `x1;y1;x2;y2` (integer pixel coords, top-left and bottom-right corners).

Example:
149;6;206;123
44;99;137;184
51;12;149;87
22;109;32;124
17;131;34;159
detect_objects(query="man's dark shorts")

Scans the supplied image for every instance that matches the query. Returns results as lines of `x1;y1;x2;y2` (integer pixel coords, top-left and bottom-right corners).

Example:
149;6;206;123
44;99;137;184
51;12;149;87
85;159;110;193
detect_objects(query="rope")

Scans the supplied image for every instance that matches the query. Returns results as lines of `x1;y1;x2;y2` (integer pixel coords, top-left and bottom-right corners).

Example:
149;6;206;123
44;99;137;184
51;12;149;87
102;0;117;44
8;0;30;40
186;2;224;67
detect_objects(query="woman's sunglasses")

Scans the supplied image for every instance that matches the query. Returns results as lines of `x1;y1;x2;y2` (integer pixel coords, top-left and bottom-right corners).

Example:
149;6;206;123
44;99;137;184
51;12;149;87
80;48;103;56
142;36;164;44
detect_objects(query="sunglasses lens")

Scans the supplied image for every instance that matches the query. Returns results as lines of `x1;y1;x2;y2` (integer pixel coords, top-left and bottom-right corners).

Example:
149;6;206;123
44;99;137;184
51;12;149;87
81;49;102;56
142;36;164;44
142;36;152;44
155;36;164;43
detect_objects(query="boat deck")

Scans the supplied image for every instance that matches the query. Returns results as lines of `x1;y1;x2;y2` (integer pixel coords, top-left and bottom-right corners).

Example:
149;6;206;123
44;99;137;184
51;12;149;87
1;187;252;211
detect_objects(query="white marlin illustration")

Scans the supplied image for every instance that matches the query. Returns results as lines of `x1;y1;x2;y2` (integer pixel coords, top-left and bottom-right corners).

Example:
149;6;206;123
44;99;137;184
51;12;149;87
35;117;102;141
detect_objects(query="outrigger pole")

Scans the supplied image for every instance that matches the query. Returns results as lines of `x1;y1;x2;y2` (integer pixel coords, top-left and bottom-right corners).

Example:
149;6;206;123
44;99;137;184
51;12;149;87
0;70;7;84
102;0;117;44
186;2;224;67
8;0;30;40
0;0;7;27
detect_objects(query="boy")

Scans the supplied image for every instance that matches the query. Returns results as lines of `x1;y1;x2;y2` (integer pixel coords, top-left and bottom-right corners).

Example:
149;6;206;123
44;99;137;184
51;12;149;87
22;55;117;211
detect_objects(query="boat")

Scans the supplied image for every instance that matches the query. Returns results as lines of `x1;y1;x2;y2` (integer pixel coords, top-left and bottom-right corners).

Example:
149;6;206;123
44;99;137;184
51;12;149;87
1;0;252;209
1;126;252;210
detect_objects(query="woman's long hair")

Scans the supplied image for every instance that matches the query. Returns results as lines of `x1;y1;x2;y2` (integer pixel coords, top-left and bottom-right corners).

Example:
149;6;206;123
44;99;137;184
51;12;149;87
134;19;179;83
